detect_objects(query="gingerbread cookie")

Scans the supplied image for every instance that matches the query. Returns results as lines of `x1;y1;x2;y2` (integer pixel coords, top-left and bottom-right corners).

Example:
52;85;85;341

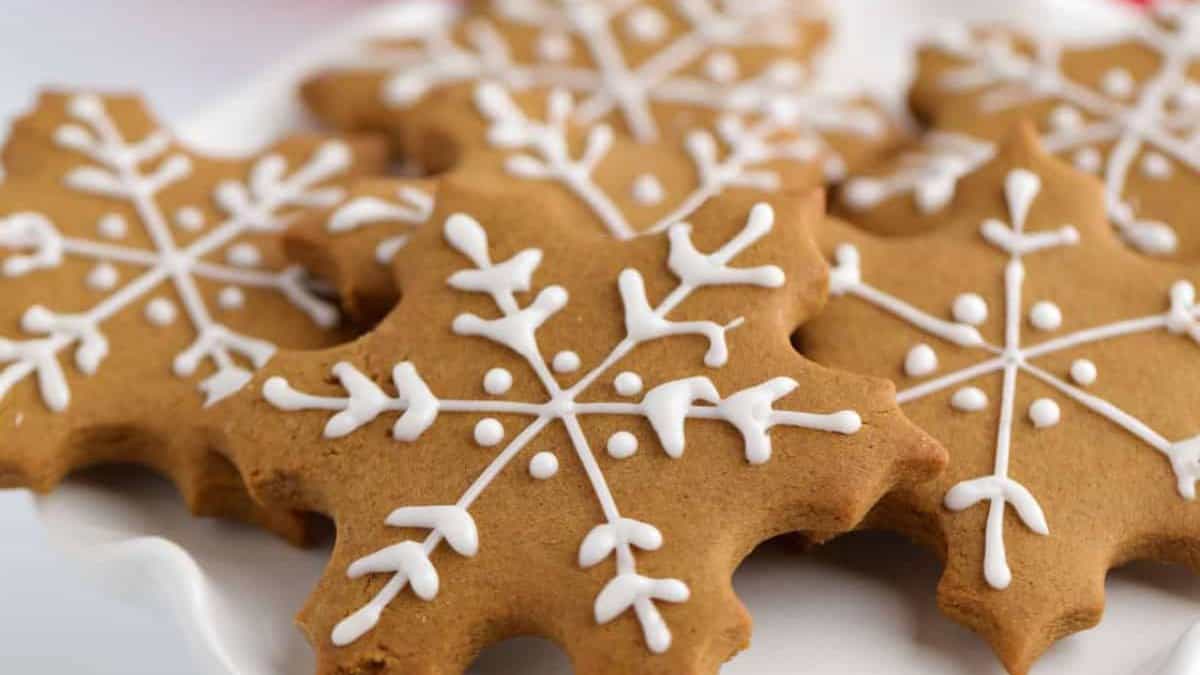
0;92;387;541
284;177;437;324
802;126;1200;674
218;179;945;674
301;1;900;233
841;5;1200;259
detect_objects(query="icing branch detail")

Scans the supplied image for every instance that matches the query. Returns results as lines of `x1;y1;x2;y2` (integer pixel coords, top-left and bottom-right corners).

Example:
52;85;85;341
263;203;861;652
831;167;1200;590
0;95;350;411
475;82;855;240
925;8;1200;255
369;0;872;145
326;185;435;265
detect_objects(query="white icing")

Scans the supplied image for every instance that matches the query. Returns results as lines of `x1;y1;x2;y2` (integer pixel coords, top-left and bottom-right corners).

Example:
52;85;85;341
1073;147;1102;173
145;298;177;326
264;205;862;652
951;386;988;412
226;243;261;268
613;371;643;397
836;166;1200;591
631;174;664;206
326;186;434;264
375;236;410;265
529;451;559;479
1048;104;1082;131
379;1;849;146
842;133;995;215
86;263;118;291
1102;67;1135;98
552;350;581;373
483;367;513;395
932;19;1200;255
218;287;245;311
1029;398;1060;428
537;32;572;63
0;96;347;412
1069;358;1097;386
624;6;667;43
362;0;878;239
1029;301;1062;331
905;343;938;377
97;213;127;239
606;431;638;459
952;293;988;326
474;418;504;447
175;206;205;231
1141;151;1173;179
704;51;739;84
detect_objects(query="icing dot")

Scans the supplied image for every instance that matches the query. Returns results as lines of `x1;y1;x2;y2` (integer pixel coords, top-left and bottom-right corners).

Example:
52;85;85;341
625;6;667;42
632;174;665;206
614;371;644;397
145;298;177;326
952;293;988;326
1073;147;1102;173
1070;359;1098;386
483;368;513;396
175;206;205;231
607;431;638;459
529;452;559;480
226;243;261;268
1048;105;1083;131
98;213;127;239
1029;398;1061;428
474;418;504;447
824;156;847;182
1141;152;1173;179
218;286;245;310
1102;68;1135;98
86;263;118;291
951;387;989;412
705;51;739;83
552;351;581;373
1175;83;1200;109
905;344;938;377
1029;301;1062;331
538;32;572;62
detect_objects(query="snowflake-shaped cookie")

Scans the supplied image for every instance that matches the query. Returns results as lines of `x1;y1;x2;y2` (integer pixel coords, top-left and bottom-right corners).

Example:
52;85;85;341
222;180;944;673
842;3;1200;259
302;1;897;239
804;126;1200;674
0;92;386;539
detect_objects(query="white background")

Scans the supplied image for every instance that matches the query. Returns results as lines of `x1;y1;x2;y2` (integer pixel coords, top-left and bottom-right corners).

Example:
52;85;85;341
3;2;1200;674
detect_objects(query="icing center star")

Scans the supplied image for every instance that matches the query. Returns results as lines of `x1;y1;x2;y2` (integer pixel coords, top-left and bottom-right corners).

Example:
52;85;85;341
263;202;863;653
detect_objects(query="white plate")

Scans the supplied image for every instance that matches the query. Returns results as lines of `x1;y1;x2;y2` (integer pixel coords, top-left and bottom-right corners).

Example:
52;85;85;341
29;1;1200;673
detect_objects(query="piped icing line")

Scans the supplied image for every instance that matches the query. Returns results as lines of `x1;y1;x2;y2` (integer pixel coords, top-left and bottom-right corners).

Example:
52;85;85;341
263;202;860;652
476;82;842;241
926;7;1200;254
0;95;349;411
829;167;1200;589
325;185;434;266
842;132;996;215
368;0;863;146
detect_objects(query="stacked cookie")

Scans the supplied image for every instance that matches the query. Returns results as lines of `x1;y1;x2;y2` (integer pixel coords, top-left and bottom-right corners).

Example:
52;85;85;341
1;2;1198;674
